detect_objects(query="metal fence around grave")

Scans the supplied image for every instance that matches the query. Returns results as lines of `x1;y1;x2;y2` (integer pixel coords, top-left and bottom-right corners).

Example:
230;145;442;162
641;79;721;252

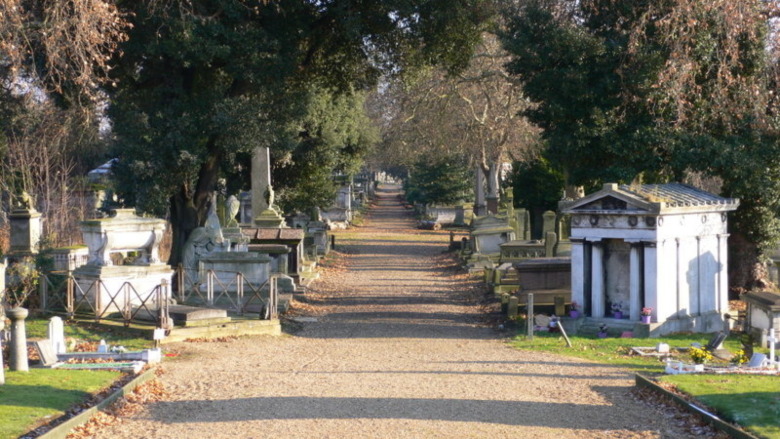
175;265;278;320
10;266;278;326
36;272;171;328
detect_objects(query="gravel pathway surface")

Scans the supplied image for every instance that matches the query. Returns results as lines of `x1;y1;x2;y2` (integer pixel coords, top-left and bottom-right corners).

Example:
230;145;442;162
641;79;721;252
88;185;712;439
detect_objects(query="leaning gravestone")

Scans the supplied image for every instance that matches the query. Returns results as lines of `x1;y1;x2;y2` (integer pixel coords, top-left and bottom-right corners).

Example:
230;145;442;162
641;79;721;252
31;339;59;366
48;316;66;354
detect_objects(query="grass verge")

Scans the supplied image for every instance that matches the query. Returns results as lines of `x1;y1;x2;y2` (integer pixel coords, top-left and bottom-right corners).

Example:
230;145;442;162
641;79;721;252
0;369;122;439
510;330;778;438
1;316;153;438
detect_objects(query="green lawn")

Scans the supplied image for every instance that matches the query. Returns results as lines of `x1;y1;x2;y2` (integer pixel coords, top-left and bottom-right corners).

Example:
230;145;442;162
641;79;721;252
25;316;153;351
510;331;778;438
0;369;122;439
1;316;153;438
659;374;780;439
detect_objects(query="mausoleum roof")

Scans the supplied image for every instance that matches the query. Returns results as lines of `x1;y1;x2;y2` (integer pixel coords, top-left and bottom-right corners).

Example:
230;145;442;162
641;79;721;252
563;182;739;214
618;183;738;208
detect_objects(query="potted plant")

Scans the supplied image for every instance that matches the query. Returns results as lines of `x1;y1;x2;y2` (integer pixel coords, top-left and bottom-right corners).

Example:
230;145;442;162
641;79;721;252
640;307;652;324
597;323;608;338
569;301;580;318
611;302;623;319
689;346;712;371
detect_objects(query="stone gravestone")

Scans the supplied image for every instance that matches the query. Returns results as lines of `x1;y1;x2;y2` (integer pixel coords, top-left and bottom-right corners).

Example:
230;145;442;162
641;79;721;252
48;316;66;354
31;339;59;366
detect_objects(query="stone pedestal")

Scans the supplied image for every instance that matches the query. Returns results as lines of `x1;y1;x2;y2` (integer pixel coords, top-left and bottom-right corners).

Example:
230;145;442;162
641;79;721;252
8;307;29;372
9;209;42;257
254;208;285;228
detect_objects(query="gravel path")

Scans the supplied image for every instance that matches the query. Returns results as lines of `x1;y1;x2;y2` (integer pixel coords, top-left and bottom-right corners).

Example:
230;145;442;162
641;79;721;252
89;186;711;439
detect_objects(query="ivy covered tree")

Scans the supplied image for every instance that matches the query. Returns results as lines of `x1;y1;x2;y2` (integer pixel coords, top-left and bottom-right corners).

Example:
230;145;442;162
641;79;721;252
108;0;494;265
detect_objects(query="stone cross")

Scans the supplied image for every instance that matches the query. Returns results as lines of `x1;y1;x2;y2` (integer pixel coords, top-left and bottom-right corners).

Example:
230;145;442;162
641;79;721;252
48;316;66;354
251;146;273;220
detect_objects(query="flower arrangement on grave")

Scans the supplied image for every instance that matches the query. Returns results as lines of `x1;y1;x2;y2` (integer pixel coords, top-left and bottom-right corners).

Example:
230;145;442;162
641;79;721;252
611;302;622;313
569;301;580;318
641;307;652;316
689;346;713;364
597;323;609;338
730;349;749;365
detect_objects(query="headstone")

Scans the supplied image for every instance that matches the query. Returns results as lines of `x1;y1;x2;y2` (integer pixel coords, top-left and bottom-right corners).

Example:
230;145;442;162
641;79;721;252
48;316;66;354
0;318;4;384
31;339;59;366
507;296;518;319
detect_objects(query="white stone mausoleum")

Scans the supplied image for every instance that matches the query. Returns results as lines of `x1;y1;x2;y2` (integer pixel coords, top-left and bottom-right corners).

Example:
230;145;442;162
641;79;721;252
563;183;739;335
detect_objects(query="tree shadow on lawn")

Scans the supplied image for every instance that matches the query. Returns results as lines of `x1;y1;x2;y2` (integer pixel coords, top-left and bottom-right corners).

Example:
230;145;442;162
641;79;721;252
0;384;90;410
143;386;642;430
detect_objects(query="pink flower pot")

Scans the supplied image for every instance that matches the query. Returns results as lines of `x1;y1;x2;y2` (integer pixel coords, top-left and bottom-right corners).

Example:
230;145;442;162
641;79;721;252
641;315;651;324
613;311;623;319
569;310;579;318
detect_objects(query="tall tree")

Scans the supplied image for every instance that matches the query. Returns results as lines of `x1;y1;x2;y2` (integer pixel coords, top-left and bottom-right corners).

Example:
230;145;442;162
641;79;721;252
501;0;780;290
109;0;493;265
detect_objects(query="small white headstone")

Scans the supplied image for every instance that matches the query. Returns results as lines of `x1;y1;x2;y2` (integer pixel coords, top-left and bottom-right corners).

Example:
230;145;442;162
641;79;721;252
656;343;670;353
48;316;66;354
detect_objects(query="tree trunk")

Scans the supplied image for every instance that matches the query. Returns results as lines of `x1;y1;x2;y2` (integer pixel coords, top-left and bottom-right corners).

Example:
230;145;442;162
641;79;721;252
728;232;770;297
167;141;222;266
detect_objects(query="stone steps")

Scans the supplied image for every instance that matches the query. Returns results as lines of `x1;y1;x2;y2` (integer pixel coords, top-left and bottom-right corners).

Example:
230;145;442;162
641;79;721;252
576;317;638;337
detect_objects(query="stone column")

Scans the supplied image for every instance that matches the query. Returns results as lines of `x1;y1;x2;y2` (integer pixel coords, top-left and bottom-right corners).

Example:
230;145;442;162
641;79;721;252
473;165;487;217
8;307;29;372
570;239;585;313
717;234;730;314
590;240;606;318
486;163;500;214
643;241;658;321
251;146;272;220
628;241;642;321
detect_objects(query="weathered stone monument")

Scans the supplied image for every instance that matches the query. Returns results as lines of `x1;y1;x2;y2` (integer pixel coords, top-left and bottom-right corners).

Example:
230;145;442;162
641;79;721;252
563;183;738;335
251;146;285;228
73;209;173;315
8;192;42;258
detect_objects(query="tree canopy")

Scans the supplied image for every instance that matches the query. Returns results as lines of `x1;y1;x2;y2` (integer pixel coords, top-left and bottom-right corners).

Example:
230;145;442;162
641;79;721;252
500;0;780;289
107;0;494;264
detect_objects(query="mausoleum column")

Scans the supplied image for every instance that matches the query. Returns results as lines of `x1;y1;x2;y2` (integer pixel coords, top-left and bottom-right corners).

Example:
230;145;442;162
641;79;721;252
627;240;642;321
717;233;729;313
590;239;605;318
642;241;658;321
570;238;585;311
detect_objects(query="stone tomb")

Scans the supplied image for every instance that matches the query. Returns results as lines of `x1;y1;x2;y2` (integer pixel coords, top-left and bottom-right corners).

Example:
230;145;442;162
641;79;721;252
563;183;738;335
242;228;305;279
743;291;780;349
73;209;173;315
470;214;516;257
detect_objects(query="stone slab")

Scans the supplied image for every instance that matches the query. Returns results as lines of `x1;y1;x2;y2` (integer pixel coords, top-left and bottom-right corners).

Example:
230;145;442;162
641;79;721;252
168;305;228;322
